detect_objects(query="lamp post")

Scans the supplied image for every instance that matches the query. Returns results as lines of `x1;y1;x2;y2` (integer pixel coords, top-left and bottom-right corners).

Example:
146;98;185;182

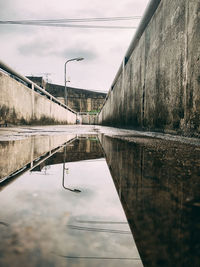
64;57;84;106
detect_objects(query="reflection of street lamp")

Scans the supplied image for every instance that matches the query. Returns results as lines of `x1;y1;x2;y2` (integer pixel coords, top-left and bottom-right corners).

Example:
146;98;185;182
64;57;84;106
62;146;81;193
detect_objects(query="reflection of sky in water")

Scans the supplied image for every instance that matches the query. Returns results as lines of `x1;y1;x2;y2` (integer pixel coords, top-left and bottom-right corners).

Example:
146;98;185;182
0;148;142;266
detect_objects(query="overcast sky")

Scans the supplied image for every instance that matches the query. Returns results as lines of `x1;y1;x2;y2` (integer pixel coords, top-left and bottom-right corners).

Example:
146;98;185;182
0;0;149;92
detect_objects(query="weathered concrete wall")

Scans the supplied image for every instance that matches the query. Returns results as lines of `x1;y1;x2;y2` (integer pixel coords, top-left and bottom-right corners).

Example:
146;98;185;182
0;71;77;125
98;0;200;137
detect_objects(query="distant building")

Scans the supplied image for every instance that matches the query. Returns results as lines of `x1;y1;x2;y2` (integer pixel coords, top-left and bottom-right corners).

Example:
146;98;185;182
26;76;46;89
27;76;107;113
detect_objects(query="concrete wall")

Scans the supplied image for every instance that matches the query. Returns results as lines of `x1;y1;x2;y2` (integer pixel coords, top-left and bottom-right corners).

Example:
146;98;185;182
0;71;77;125
98;0;200;137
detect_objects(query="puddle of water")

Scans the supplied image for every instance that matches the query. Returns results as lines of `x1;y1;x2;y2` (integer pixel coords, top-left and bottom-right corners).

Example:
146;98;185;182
100;134;200;267
1;132;199;267
0;136;142;267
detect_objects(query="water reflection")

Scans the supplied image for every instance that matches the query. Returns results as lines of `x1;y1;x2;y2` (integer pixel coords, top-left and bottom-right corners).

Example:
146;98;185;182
62;146;81;193
0;136;142;267
2;132;198;266
100;134;200;267
0;134;77;184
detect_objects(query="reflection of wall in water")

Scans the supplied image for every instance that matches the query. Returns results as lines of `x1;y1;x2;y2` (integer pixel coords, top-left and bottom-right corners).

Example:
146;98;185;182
0;135;76;181
100;135;200;267
40;138;104;168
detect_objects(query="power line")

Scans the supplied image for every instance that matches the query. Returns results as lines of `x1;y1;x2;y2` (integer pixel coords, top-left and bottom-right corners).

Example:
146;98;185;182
0;22;137;29
0;16;141;29
67;224;131;234
76;220;128;224
58;255;140;260
0;16;141;24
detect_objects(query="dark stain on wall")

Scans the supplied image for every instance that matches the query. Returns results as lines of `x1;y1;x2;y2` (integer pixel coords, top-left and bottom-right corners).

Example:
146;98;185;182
0;105;17;126
0;104;67;126
154;70;169;130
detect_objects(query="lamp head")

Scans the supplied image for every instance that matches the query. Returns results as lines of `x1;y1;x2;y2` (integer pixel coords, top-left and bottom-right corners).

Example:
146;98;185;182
76;57;84;61
73;189;82;193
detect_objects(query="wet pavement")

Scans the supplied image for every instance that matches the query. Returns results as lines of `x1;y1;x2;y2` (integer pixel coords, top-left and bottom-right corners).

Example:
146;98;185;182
0;125;200;266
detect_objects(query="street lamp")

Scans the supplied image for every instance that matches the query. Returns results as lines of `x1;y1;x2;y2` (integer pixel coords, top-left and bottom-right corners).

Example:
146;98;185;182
64;57;84;106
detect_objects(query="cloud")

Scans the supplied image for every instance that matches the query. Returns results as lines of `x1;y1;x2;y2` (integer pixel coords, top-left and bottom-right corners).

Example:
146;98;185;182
18;39;54;56
18;38;97;61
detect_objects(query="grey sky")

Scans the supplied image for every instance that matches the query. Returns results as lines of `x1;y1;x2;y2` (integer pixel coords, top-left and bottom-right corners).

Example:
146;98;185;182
0;0;149;91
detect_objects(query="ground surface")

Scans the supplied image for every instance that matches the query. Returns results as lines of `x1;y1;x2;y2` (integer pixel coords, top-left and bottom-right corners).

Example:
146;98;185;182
0;125;200;147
